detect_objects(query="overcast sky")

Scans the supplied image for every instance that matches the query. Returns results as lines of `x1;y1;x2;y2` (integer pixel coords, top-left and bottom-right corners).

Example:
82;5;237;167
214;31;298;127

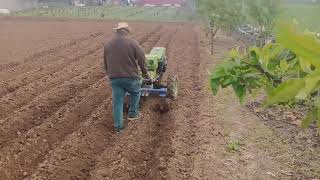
0;0;37;10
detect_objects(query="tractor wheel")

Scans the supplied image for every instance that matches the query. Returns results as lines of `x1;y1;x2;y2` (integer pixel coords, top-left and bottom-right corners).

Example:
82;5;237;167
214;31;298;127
167;74;178;100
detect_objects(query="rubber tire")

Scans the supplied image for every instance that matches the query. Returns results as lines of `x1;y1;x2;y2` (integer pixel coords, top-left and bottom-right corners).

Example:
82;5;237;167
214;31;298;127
167;74;178;100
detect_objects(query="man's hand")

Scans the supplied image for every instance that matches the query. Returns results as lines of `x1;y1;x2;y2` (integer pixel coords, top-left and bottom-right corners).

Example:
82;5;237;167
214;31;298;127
142;73;150;80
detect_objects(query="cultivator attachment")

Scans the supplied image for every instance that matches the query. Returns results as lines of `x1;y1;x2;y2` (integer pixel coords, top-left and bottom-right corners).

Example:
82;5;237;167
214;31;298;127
140;74;178;99
125;47;178;113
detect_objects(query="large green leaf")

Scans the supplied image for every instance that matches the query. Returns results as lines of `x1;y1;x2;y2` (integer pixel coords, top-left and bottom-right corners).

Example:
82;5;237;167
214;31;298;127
242;72;261;79
222;60;237;72
299;57;312;73
249;47;260;65
229;48;242;59
276;23;320;68
279;59;289;72
210;78;220;95
211;67;226;79
264;79;304;106
267;44;284;60
296;70;320;100
232;82;246;103
221;76;235;87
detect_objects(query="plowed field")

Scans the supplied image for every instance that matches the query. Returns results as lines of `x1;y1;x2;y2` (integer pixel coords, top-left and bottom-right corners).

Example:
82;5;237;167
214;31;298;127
3;17;314;180
0;17;217;180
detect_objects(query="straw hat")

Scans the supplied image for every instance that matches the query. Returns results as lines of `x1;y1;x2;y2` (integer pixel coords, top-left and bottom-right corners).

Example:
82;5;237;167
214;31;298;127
113;22;131;32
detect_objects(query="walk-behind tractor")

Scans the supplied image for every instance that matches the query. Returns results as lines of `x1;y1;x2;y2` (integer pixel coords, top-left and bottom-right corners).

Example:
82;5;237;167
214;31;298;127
125;47;178;113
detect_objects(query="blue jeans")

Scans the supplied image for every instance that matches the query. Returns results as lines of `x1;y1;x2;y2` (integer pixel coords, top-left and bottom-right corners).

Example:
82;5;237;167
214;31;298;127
110;78;141;129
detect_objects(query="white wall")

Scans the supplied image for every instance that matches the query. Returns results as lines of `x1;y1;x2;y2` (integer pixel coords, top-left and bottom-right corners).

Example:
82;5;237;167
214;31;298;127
0;9;10;14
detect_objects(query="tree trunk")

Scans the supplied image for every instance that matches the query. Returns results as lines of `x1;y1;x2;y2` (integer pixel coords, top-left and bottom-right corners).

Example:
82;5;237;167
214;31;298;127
210;28;219;55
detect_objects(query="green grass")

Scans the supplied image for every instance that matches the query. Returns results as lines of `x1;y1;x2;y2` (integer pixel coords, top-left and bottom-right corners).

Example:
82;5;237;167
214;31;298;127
244;3;319;32
10;6;196;22
280;3;320;31
227;140;241;152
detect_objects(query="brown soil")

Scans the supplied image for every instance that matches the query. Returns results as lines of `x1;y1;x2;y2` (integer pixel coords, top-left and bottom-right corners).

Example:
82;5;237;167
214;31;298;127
0;17;319;180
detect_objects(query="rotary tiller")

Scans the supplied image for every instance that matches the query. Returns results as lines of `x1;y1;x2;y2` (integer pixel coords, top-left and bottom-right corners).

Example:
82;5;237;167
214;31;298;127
125;47;178;113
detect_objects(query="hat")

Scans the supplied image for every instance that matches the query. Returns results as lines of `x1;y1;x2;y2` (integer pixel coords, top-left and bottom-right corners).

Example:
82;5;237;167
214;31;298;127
113;22;131;32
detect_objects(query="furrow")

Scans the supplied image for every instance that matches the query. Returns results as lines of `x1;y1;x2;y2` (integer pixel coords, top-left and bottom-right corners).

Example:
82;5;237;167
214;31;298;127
0;39;104;98
0;25;170;180
0;24;164;149
0;32;104;74
28;99;114;180
0;62;104;149
0;55;98;120
0;24;155;99
88;25;176;180
24;25;172;180
138;25;163;46
141;25;180;180
0;24;162;121
0;79;108;180
163;24;202;179
24;26;169;180
0;32;105;80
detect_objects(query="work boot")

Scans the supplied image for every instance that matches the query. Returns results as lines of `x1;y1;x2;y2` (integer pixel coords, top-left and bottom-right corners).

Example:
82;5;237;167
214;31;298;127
128;113;142;121
115;126;125;134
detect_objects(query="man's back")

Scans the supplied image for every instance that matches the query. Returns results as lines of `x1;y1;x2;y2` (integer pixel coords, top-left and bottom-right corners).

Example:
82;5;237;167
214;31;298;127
104;32;147;79
105;22;147;133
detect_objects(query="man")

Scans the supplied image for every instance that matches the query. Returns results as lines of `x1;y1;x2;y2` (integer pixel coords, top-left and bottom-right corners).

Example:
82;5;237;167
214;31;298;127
104;22;149;133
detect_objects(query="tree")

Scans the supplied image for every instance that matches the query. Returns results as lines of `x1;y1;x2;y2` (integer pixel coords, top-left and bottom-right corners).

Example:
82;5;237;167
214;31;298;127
196;0;245;54
245;0;281;47
210;22;320;128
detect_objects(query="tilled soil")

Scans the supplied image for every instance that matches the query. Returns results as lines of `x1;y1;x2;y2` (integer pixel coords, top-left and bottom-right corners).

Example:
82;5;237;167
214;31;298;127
0;18;219;180
2;18;317;180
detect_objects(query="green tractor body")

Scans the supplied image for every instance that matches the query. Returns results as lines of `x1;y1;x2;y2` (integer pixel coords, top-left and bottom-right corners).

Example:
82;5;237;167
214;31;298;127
125;47;177;113
145;47;166;79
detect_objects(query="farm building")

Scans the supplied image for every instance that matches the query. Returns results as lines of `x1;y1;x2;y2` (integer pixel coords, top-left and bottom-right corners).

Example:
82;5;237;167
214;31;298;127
0;9;10;14
37;0;106;6
71;0;106;5
110;0;184;6
140;0;184;6
110;0;131;5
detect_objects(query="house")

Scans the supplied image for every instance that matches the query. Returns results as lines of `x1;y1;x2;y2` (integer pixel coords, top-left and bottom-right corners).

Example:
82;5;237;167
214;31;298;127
0;9;10;14
70;0;106;6
141;0;183;6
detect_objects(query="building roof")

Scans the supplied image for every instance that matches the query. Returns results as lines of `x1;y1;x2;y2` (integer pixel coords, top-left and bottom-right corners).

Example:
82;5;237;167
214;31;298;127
142;0;182;5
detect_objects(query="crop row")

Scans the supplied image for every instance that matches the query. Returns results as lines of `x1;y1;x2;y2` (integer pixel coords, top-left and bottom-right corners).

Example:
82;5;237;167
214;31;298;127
12;6;196;22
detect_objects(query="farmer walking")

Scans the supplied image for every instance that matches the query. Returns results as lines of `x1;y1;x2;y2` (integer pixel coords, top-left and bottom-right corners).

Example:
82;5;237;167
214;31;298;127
104;22;149;133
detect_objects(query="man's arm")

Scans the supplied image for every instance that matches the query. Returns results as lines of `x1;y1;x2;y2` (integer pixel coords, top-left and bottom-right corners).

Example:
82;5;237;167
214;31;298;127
134;42;148;76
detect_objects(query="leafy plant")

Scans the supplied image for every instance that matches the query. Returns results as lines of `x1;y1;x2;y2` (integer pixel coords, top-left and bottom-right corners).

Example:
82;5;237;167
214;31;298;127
210;22;320;128
245;0;281;36
196;0;245;54
210;42;297;103
265;23;320;128
227;140;241;152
